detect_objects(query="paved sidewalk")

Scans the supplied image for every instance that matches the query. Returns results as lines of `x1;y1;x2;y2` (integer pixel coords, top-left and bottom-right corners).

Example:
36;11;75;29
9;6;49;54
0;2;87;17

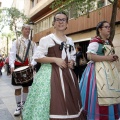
0;71;22;120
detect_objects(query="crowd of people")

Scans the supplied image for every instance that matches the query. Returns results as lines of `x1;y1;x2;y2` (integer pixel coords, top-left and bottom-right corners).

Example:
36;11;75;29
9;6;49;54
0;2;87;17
2;11;119;120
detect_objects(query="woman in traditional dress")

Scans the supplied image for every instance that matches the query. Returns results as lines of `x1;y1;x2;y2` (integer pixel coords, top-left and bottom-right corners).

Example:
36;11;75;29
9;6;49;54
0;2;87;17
22;11;86;120
79;21;120;120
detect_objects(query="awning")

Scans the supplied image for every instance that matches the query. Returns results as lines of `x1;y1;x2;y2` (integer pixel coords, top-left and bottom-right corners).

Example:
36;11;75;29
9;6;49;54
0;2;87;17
73;38;91;43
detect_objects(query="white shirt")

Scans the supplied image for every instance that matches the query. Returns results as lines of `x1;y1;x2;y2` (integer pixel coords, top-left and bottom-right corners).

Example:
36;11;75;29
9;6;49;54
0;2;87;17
33;33;76;61
9;37;36;68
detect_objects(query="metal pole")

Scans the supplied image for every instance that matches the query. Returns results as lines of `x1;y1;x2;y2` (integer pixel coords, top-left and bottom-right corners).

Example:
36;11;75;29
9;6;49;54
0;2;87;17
30;29;32;40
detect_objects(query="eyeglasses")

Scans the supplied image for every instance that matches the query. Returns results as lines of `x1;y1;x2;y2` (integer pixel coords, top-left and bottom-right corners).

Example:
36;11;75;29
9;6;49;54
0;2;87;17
102;26;111;29
55;18;67;22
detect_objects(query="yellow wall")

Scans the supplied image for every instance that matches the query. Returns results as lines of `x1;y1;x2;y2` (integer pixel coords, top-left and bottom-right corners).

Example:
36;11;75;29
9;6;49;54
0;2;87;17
69;30;96;41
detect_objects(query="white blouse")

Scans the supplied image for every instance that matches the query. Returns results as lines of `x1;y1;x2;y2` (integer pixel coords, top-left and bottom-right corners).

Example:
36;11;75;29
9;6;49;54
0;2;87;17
33;33;76;61
87;42;99;54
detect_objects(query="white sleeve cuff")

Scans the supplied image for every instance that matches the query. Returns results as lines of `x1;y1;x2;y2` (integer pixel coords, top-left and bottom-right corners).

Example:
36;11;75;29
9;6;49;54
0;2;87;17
31;60;37;66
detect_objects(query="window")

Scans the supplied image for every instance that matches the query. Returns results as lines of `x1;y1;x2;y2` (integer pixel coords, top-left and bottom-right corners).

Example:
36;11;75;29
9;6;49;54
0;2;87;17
49;15;54;28
31;0;34;8
42;18;49;30
34;24;37;33
34;24;39;34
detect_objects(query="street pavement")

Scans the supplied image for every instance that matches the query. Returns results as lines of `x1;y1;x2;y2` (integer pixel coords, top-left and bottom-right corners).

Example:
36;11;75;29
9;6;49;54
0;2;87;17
0;70;22;120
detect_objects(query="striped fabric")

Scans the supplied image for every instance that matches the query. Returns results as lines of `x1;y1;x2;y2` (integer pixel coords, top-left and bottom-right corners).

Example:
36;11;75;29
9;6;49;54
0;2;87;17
79;63;120;120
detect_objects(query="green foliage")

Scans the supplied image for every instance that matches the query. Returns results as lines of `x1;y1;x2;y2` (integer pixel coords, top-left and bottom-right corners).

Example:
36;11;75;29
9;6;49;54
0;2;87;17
51;0;96;18
51;0;116;18
1;32;13;39
97;0;105;8
0;7;29;37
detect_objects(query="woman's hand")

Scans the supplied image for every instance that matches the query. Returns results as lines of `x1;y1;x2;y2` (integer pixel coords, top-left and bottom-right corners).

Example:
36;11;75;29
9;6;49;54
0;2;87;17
54;58;67;69
87;53;119;62
113;55;119;61
68;60;74;69
28;64;34;69
106;54;119;62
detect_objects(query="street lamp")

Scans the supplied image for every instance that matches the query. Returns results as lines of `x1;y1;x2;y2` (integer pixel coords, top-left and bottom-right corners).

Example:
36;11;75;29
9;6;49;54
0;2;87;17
29;21;34;40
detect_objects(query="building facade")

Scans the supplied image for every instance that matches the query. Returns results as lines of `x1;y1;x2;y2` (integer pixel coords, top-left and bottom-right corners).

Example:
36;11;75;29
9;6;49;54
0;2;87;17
28;0;120;70
13;0;120;70
12;0;31;17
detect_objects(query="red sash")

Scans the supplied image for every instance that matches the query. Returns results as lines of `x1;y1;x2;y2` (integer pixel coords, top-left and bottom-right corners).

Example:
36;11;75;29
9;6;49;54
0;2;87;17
15;58;29;66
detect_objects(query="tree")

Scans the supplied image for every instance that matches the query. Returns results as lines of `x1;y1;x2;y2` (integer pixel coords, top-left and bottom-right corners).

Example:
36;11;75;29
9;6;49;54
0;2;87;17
51;0;95;18
108;0;118;41
51;0;119;41
0;32;14;55
0;7;29;39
